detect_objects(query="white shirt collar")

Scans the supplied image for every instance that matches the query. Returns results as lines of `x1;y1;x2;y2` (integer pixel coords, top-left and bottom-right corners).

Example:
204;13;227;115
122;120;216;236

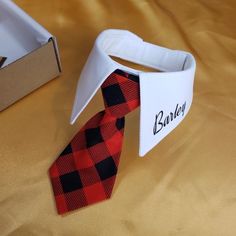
70;29;195;124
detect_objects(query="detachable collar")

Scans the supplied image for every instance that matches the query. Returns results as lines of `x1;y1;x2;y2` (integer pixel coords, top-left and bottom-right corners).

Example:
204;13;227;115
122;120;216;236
70;29;196;156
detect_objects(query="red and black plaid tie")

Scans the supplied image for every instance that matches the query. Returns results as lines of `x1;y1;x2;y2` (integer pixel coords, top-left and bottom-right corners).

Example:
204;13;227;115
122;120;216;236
49;69;140;214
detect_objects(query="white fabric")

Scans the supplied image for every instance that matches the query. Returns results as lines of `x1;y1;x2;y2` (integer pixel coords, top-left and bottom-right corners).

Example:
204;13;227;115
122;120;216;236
0;0;52;66
71;29;196;156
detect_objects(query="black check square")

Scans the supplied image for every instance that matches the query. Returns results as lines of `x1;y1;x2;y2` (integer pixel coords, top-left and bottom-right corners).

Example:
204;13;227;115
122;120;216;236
95;157;117;180
116;117;125;130
61;144;72;156
85;127;103;147
60;171;83;193
102;84;126;107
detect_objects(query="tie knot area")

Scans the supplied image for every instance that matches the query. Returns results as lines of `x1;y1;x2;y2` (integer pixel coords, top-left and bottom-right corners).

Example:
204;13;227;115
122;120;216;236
101;69;140;118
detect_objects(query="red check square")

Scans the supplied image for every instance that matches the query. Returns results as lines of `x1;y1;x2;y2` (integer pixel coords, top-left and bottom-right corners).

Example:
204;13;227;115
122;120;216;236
84;182;107;204
74;149;94;169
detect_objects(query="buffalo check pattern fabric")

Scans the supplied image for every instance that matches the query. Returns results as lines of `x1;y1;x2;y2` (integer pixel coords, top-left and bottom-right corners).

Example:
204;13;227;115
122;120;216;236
49;69;140;214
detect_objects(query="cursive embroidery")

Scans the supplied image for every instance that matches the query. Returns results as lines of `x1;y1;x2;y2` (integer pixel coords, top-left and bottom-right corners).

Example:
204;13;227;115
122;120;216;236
153;102;186;135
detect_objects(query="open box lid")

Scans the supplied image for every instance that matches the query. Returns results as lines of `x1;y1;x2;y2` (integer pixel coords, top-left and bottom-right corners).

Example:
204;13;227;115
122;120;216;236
0;0;61;68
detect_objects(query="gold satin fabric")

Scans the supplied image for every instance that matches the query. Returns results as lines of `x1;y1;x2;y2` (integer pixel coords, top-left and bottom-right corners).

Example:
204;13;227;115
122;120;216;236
1;0;236;235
